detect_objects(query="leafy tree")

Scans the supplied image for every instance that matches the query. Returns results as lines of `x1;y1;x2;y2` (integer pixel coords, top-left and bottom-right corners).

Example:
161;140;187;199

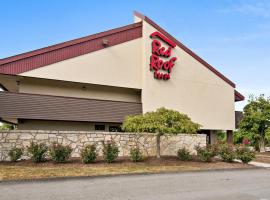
122;107;200;158
238;95;270;152
216;130;226;142
0;122;16;130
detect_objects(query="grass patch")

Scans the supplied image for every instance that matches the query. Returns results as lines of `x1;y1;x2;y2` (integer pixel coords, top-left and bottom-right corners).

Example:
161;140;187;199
0;156;253;181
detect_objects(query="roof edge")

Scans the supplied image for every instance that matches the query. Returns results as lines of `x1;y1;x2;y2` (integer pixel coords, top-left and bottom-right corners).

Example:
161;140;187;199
235;90;245;102
134;11;236;88
0;22;142;66
2;91;143;105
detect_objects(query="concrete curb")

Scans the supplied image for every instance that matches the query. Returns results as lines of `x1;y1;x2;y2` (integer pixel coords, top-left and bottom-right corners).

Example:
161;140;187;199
0;166;264;185
234;159;270;168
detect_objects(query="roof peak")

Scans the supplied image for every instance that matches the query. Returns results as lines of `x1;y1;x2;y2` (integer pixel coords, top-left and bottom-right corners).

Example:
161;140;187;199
134;11;236;88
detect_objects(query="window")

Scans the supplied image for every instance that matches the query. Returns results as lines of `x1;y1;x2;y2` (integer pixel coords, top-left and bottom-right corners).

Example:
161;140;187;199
109;126;121;132
95;124;105;131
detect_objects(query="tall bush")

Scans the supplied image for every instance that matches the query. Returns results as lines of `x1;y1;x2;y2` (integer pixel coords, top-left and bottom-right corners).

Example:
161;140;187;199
177;147;191;161
196;145;215;162
49;143;72;163
237;95;270;152
129;147;143;162
8;147;23;162
81;144;97;164
219;144;236;162
102;140;119;163
236;145;255;164
27;142;48;163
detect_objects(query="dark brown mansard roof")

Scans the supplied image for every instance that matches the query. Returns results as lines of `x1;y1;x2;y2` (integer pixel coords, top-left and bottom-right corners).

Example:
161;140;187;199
0;92;142;123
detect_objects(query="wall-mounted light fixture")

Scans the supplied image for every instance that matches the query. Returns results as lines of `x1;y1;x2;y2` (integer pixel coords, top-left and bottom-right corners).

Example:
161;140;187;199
102;39;109;47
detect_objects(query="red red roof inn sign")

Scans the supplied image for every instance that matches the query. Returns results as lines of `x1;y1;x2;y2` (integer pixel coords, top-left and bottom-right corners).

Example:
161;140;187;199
149;31;177;80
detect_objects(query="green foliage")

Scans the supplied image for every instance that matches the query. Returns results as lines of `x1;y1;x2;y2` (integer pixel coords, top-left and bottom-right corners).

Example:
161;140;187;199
27;142;48;163
216;131;226;142
0;123;16;130
219;144;236;162
122;107;200;158
196;146;215;162
8;147;23;162
233;130;246;144
102;141;119;163
238;95;270;151
80;144;97;164
129;147;144;162
236;145;255;164
49;143;72;163
122;107;200;135
177;147;191;161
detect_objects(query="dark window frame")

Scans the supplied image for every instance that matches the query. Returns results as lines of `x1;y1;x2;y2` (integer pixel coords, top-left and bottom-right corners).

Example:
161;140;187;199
109;125;121;132
95;124;105;131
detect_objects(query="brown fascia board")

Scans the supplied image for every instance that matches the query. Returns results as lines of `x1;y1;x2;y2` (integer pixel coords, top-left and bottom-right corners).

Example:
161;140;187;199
235;90;245;102
134;11;236;88
0;22;142;74
0;73;142;91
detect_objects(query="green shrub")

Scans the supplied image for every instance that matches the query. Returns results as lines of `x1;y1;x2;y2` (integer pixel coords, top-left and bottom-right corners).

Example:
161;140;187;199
129;147;143;162
27;142;48;163
219;144;236;162
236;145;255;164
102;140;119;163
49;143;72;163
177;147;191;161
81;144;97;164
196;145;215;162
8;147;23;162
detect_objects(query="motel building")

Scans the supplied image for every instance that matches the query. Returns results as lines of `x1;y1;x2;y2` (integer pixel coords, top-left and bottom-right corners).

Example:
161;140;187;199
0;12;244;144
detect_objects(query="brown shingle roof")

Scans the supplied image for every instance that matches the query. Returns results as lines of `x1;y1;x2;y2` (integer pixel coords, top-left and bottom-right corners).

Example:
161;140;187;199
0;92;142;123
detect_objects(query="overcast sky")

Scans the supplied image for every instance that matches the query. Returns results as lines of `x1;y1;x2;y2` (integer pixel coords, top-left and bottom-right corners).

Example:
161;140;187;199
0;0;269;111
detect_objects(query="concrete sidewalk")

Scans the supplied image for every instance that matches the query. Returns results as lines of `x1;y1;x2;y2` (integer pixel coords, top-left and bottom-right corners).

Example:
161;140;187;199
249;161;270;168
234;159;270;168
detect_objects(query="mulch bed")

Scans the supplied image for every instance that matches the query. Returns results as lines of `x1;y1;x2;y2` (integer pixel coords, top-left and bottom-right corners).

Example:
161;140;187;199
255;152;270;163
0;156;253;169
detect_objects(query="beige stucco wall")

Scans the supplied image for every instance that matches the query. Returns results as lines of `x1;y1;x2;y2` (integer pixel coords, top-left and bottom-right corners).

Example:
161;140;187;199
19;78;141;102
18;119;121;132
141;20;235;130
16;17;236;131
20;38;142;89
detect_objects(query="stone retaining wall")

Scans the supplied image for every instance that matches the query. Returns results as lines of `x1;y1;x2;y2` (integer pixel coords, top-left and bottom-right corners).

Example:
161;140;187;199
0;130;206;161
